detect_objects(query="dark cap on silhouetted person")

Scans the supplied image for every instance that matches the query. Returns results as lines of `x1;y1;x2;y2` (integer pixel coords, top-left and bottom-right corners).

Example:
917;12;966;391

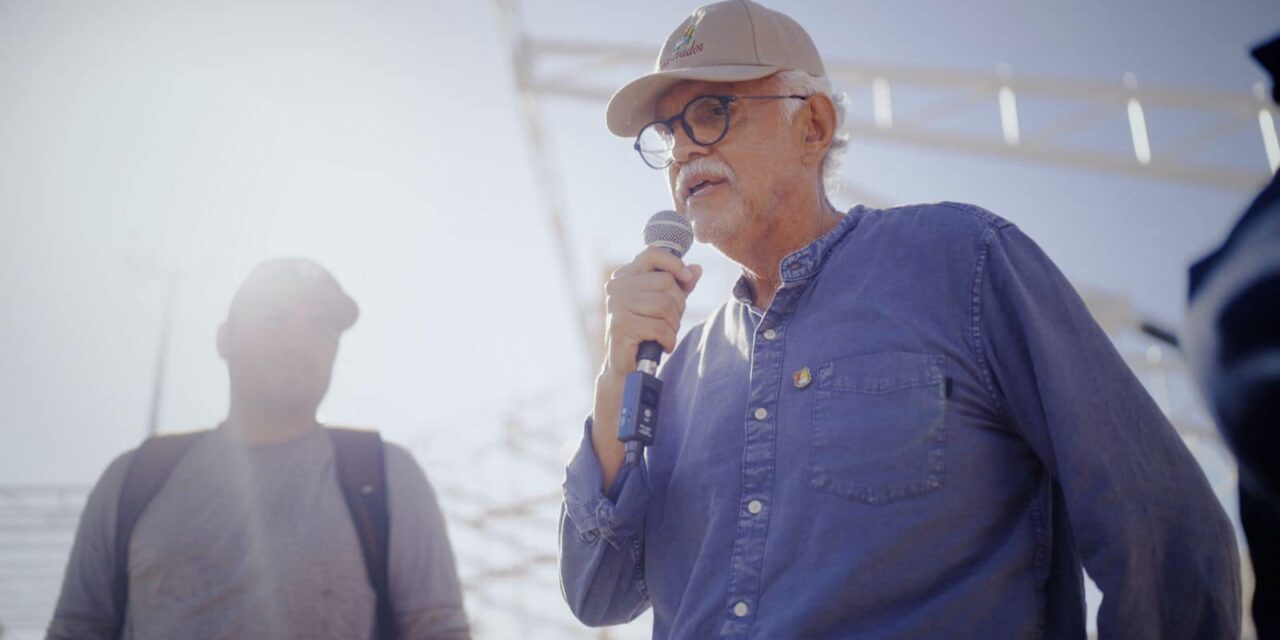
226;258;359;331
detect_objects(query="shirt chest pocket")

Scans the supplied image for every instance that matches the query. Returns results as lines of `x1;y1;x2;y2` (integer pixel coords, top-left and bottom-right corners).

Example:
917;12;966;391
808;352;947;504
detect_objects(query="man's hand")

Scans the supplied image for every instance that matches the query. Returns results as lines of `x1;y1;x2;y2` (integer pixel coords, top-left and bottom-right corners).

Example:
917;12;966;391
591;247;702;491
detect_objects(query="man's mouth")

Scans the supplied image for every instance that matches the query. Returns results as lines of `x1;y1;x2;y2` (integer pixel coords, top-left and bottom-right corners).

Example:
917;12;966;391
686;178;726;201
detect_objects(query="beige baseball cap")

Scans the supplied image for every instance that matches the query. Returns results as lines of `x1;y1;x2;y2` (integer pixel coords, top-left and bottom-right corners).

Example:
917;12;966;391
606;0;829;137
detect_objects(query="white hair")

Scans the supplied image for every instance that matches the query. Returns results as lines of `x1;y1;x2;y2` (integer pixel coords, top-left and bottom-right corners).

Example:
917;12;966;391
771;69;849;199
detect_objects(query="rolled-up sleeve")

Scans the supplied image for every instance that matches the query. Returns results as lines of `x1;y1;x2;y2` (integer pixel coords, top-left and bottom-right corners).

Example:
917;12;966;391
978;224;1241;639
558;417;651;627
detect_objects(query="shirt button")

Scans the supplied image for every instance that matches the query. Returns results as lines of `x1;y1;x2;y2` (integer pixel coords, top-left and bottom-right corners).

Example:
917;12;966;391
762;328;778;341
733;601;750;617
753;407;768;420
747;499;763;514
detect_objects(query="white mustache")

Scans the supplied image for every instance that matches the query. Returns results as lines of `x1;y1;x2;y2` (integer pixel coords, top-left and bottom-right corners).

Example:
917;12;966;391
675;157;736;197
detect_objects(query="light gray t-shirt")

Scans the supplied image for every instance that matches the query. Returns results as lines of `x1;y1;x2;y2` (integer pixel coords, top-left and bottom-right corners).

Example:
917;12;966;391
47;426;469;639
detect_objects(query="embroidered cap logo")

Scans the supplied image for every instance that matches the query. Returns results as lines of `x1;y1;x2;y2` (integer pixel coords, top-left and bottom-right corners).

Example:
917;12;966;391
673;22;696;53
661;10;706;69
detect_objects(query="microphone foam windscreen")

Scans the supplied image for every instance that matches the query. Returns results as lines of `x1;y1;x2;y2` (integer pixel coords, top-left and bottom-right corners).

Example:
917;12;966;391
644;210;694;258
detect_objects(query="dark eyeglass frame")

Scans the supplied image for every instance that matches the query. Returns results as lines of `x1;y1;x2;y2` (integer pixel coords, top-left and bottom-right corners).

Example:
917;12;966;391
634;94;809;169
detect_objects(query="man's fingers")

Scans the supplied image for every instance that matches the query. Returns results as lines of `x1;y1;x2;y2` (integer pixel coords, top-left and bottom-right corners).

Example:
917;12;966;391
606;304;686;350
606;272;682;302
679;263;703;293
617;247;693;281
630;317;678;354
604;290;683;338
606;317;678;369
623;291;684;333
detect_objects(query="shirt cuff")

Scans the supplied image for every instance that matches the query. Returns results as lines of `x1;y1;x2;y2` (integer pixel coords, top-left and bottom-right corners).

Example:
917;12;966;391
562;417;650;549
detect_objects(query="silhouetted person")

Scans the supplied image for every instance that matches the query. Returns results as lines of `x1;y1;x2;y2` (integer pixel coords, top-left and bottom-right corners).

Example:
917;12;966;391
1186;34;1280;640
48;258;469;639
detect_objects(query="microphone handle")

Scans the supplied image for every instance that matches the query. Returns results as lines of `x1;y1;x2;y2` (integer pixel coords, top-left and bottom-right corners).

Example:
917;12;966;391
616;242;685;457
636;341;664;367
633;245;684;368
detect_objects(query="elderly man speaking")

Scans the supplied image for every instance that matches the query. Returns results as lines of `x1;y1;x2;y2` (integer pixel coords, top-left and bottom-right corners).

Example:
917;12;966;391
559;1;1240;638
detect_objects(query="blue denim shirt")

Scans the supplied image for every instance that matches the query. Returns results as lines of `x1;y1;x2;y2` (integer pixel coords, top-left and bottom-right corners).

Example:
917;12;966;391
560;203;1240;639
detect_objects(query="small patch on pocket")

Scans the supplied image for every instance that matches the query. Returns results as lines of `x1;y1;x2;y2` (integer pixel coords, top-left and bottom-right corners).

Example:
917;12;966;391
808;352;946;504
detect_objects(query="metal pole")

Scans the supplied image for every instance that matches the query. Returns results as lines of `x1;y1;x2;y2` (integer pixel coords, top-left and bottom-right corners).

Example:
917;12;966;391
146;278;175;437
492;0;598;382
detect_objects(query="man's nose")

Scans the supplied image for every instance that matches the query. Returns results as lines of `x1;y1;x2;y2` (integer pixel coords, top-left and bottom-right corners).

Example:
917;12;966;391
670;120;708;165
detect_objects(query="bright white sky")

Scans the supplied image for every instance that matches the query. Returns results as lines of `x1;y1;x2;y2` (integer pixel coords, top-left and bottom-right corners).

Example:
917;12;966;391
0;0;1277;634
3;0;1276;486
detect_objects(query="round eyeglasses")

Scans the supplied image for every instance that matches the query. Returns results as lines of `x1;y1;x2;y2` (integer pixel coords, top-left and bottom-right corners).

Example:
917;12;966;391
634;94;808;169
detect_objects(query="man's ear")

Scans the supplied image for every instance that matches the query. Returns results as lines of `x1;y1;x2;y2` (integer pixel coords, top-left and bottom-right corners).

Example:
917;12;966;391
216;322;230;361
801;93;837;166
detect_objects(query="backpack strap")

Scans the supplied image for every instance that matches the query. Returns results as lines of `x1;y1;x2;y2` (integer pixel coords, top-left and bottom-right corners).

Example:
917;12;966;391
112;430;207;636
329;427;395;640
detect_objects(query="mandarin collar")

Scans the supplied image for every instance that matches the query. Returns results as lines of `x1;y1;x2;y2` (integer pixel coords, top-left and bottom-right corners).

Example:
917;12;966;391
730;206;866;307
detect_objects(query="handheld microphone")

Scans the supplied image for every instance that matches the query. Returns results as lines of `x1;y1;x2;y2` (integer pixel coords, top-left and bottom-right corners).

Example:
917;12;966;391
618;211;694;464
